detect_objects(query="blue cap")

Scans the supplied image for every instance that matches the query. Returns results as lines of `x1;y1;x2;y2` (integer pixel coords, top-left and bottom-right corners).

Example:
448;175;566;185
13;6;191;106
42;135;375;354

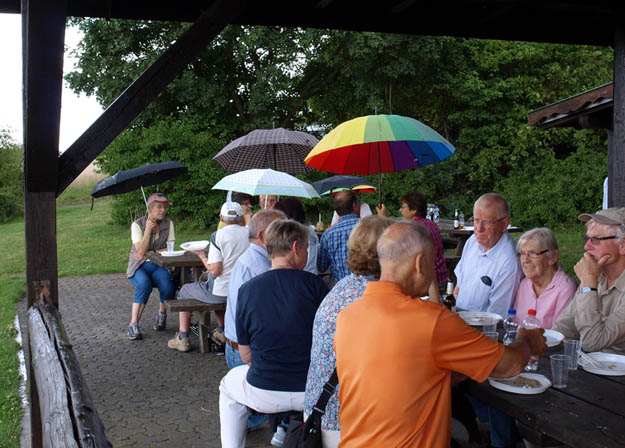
507;309;517;315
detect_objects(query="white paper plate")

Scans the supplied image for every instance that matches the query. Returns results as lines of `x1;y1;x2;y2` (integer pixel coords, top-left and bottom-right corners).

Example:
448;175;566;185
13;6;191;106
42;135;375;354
579;352;625;376
458;311;503;326
180;240;209;251
488;373;551;395
161;250;186;257
544;329;564;347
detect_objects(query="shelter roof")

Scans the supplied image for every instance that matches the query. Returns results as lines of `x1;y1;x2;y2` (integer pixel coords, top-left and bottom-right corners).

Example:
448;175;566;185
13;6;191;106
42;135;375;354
527;82;613;130
0;1;617;47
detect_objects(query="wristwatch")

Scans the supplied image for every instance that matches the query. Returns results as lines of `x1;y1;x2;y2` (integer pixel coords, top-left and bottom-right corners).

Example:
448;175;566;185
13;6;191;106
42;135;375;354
581;286;598;293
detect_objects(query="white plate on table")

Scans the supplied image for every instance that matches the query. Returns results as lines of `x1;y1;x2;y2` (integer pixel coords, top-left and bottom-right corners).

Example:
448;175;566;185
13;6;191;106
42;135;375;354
544;329;564;347
180;240;209;251
161;250;186;257
488;373;551;395
458;311;503;326
579;352;625;376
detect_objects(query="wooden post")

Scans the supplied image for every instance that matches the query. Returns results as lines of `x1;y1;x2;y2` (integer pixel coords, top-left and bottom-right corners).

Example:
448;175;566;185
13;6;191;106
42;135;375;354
612;16;625;207
22;0;66;312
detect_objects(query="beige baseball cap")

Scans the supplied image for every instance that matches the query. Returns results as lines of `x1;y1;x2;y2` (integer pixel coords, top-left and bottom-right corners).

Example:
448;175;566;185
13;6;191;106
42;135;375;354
578;207;625;225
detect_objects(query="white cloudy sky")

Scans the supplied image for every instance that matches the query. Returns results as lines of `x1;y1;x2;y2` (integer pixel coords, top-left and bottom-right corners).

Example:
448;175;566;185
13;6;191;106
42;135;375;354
0;13;103;151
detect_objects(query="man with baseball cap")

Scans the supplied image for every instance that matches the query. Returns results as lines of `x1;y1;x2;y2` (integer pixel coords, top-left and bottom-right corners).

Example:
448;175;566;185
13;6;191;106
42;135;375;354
126;193;176;340
553;207;625;354
168;201;249;351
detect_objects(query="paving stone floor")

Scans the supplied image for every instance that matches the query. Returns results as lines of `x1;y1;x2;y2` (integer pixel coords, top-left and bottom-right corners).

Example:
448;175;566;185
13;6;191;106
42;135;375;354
51;273;274;447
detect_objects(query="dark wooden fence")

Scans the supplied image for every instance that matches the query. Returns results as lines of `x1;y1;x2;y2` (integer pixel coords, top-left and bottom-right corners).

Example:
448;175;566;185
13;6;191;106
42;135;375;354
27;304;111;448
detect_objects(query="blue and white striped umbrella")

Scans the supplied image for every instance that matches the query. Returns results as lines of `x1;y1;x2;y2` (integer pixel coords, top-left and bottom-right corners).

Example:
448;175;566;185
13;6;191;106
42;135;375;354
212;169;320;199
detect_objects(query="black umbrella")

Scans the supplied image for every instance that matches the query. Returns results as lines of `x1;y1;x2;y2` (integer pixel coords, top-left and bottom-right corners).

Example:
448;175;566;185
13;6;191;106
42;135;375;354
90;161;188;205
311;175;376;197
213;128;318;174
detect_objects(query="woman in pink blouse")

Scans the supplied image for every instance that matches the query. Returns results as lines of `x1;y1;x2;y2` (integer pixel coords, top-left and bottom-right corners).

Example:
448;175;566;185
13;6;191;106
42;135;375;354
513;227;577;329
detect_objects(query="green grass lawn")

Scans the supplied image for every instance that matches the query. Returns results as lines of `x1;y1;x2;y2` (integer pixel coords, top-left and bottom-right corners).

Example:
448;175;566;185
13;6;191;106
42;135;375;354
0;277;25;448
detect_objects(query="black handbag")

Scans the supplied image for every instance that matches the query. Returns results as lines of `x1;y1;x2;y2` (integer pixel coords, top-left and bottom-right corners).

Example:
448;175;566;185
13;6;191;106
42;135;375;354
283;368;338;448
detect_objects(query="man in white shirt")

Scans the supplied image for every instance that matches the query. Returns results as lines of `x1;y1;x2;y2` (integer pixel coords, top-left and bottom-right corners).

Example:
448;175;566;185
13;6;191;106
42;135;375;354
454;193;522;317
168;202;250;352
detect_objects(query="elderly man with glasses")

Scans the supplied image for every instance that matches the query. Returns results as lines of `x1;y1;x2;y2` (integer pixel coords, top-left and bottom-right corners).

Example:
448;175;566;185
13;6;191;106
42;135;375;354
454;193;523;317
553;207;625;354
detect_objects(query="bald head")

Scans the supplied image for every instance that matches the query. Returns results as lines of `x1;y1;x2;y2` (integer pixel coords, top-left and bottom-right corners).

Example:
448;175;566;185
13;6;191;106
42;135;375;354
248;209;286;242
334;190;359;216
475;193;510;219
377;222;434;297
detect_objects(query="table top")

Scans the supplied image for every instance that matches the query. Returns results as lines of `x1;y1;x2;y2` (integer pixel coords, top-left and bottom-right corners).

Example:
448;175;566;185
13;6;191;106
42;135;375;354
436;218;522;235
466;345;625;447
146;251;206;268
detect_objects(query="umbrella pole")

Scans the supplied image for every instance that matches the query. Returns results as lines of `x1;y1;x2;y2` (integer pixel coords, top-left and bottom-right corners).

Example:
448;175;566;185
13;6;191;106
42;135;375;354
141;186;148;211
377;141;382;204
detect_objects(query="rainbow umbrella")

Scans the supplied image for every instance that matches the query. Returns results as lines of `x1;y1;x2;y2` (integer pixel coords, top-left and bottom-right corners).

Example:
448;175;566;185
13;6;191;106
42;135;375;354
304;114;456;202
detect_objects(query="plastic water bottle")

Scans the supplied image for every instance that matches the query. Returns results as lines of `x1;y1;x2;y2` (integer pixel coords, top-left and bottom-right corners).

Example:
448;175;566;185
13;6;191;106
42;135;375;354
522;309;541;371
427;206;433;220
453;209;459;229
434;205;440;223
502;309;518;346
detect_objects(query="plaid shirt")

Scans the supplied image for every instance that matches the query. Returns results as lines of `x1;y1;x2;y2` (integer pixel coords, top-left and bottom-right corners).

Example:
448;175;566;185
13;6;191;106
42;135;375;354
414;216;448;284
317;214;359;281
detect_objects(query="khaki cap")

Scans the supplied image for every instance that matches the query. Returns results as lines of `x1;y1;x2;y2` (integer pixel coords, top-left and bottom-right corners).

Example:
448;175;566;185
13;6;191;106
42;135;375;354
578;207;625;225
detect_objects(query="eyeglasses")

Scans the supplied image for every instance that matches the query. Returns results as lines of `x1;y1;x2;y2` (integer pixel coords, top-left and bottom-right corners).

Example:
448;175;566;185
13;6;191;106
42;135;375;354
400;204;409;209
517;249;548;259
582;234;618;245
473;217;506;228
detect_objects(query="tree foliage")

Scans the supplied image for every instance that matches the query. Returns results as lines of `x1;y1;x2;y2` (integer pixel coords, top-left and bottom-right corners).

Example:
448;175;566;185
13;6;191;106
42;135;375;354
66;19;613;229
0;130;23;223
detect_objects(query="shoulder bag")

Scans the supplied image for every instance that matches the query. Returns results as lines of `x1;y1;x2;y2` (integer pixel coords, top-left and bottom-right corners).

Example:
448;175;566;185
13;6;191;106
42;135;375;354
283;368;338;448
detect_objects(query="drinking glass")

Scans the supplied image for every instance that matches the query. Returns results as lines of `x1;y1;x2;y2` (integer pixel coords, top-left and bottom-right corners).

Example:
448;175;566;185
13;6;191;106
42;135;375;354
484;331;499;341
550;354;570;388
167;241;175;253
563;339;581;370
482;318;497;333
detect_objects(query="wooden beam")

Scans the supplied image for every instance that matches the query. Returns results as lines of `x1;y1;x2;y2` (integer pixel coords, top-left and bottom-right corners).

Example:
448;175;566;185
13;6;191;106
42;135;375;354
39;304;111;447
612;16;625;207
27;307;77;448
22;0;66;310
22;0;65;192
56;0;245;196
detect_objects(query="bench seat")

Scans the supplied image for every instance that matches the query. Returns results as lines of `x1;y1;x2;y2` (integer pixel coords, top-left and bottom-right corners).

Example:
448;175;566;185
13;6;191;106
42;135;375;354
165;299;226;353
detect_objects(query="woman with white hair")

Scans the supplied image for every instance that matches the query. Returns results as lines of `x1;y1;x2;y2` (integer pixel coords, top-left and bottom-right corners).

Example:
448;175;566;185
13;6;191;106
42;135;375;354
513;227;577;328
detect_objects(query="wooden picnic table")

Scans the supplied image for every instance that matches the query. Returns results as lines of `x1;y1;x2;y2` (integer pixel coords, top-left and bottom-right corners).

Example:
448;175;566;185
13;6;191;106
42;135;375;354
146;251;205;284
465;344;625;447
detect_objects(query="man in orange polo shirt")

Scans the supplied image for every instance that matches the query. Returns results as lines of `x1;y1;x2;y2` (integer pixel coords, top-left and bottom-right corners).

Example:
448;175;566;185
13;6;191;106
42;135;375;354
334;221;546;448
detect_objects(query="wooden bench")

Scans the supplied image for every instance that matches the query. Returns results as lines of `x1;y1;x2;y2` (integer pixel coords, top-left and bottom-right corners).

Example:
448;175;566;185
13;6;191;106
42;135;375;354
165;299;226;353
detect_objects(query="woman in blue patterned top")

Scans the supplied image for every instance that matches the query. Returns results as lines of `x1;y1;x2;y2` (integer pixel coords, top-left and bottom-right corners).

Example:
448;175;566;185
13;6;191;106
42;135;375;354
304;215;394;447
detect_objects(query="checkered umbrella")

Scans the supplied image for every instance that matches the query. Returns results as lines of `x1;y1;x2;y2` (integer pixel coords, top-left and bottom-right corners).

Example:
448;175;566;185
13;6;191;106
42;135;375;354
213;128;319;174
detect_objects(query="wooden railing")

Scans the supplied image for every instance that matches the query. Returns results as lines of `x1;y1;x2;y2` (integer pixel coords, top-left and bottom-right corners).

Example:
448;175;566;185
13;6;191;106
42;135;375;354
27;304;111;448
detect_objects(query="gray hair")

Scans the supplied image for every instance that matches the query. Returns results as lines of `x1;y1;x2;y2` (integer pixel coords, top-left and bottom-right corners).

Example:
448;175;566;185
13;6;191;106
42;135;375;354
475;192;510;218
264;219;310;258
377;221;433;262
248;209;286;240
586;220;625;243
517;227;559;259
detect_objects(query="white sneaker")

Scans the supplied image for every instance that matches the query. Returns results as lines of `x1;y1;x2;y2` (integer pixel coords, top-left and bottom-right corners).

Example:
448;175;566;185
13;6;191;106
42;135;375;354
270;425;286;447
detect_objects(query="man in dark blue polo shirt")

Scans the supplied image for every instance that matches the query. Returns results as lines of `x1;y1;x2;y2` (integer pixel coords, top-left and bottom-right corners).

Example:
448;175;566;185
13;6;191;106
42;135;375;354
218;219;329;448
